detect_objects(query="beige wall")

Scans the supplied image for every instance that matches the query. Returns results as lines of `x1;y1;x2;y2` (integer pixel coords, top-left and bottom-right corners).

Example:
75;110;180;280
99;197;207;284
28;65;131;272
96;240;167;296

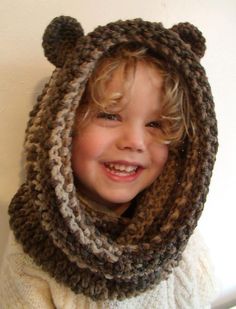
1;1;236;307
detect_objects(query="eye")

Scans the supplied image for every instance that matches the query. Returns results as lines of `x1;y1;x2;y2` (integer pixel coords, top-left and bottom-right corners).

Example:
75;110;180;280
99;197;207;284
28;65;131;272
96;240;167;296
147;120;162;129
97;112;120;121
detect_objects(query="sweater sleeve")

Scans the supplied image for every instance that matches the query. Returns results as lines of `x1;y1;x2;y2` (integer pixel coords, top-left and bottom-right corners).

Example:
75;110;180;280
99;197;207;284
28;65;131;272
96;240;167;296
0;233;106;309
102;230;218;309
0;233;57;309
172;230;218;309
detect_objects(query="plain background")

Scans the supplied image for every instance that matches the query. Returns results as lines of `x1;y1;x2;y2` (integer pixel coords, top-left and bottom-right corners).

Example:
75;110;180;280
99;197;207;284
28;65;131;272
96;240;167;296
0;1;236;308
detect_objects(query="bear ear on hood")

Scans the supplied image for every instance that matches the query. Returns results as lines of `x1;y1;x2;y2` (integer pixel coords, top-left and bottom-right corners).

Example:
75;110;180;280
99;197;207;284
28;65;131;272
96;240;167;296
42;16;84;68
170;22;206;59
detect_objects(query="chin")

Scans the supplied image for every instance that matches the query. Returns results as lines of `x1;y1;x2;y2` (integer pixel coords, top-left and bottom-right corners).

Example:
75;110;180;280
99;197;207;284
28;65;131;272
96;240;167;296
98;187;145;206
104;198;132;205
100;194;135;206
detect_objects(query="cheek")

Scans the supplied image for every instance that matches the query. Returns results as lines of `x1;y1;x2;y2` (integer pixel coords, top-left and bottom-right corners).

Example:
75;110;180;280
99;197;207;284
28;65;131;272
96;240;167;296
71;135;95;172
72;136;94;158
71;130;109;174
71;138;83;176
151;144;169;171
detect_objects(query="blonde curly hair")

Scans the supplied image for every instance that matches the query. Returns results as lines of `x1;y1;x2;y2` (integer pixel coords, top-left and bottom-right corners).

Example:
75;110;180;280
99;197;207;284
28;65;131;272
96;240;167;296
75;42;194;145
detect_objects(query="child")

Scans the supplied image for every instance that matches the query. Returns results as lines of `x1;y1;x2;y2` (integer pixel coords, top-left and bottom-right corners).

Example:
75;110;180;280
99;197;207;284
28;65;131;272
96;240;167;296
0;16;218;308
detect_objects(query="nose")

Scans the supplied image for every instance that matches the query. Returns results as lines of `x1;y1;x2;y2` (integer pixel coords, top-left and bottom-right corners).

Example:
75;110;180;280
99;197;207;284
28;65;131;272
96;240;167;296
116;125;145;152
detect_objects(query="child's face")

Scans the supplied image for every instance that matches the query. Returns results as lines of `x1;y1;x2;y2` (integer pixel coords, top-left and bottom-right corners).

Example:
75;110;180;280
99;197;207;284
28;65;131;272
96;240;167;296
72;62;168;208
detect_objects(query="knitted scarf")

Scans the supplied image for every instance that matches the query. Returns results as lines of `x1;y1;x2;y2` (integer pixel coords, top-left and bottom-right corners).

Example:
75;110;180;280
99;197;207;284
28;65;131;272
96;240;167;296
8;16;218;300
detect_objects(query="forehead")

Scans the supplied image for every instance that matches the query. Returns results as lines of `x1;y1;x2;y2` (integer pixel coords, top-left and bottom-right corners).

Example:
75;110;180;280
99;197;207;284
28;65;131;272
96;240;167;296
105;62;164;114
106;60;164;93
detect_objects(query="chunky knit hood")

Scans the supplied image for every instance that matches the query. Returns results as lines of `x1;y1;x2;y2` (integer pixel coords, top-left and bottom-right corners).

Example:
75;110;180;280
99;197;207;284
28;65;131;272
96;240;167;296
8;16;218;300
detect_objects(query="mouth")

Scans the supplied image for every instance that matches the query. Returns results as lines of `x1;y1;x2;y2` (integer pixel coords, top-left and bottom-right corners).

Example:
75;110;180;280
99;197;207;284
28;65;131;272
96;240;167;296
103;161;142;177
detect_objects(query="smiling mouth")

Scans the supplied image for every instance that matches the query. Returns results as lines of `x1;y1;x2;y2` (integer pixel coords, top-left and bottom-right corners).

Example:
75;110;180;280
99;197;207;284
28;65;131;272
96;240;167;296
104;162;140;176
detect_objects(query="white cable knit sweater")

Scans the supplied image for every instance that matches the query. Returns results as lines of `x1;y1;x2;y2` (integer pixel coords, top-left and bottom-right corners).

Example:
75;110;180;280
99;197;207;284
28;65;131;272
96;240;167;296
0;231;216;309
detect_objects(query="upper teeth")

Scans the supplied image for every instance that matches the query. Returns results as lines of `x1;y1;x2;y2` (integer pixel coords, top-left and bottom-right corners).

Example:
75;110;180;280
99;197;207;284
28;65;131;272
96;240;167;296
106;163;138;173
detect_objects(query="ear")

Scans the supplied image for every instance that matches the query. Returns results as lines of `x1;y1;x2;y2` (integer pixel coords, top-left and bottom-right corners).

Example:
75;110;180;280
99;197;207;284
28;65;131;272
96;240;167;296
170;22;206;59
42;16;84;68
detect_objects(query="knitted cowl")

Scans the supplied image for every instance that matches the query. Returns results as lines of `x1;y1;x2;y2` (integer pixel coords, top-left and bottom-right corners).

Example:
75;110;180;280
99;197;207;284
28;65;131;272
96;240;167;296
8;16;218;300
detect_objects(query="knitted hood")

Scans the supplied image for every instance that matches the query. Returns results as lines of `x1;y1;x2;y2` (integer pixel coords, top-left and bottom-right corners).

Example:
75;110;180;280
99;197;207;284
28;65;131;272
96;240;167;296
9;16;218;300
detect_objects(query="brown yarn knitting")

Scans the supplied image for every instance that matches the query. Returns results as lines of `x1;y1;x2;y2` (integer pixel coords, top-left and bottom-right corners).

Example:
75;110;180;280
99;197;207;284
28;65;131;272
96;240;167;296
8;16;218;300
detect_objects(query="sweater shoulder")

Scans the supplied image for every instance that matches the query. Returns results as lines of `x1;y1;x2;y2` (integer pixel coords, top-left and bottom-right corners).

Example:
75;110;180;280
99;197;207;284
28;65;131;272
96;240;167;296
0;231;216;309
